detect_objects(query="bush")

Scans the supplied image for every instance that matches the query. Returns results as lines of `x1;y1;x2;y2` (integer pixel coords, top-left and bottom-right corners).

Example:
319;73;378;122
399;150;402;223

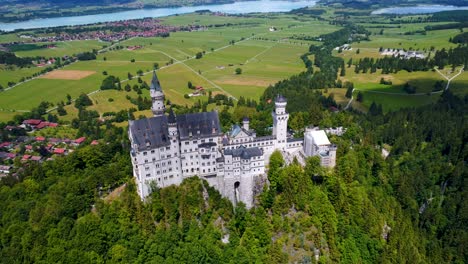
235;68;242;75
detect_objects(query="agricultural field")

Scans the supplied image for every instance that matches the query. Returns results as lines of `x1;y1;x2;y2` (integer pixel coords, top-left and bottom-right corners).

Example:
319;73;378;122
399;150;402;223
0;65;44;87
0;11;466;121
14;40;109;58
0;13;340;122
354;28;466;51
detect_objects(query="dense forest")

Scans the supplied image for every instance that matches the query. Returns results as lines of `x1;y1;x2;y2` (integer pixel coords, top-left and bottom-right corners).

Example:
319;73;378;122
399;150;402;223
1;88;466;263
319;0;468;8
1;11;467;263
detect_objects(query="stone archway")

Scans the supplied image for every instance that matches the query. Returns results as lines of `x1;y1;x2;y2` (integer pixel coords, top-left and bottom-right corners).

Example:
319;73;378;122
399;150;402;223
234;181;240;205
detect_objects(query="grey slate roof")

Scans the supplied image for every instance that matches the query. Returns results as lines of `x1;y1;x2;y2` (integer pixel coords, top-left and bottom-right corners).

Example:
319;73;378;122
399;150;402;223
168;108;176;124
224;146;263;160
275;94;287;103
176;111;221;140
229;124;254;138
287;138;303;142
150;71;162;91
129;116;170;151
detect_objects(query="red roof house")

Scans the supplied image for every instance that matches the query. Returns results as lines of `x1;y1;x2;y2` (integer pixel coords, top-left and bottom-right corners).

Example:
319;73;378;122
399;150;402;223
36;136;46;142
23;119;42;126
74;137;86;145
31;156;42;162
53;148;66;155
0;142;11;148
22;154;31;161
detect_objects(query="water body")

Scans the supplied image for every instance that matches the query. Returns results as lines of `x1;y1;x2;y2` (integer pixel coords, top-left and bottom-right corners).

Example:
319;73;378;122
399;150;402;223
0;0;316;32
372;5;468;15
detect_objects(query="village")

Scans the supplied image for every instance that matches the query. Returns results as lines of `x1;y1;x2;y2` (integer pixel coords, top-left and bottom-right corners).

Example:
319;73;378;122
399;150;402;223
12;18;206;44
0;119;99;177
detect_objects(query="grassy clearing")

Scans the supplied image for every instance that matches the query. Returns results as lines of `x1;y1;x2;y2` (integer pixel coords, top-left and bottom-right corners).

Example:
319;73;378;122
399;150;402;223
0;111;21;122
358;90;439;112
341;66;447;94
353;28;465;51
0;65;44;87
14;40;109;58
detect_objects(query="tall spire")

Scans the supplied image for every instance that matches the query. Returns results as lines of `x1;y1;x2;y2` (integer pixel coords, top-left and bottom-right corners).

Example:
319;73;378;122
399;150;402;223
168;108;176;124
150;70;162;91
150;70;165;117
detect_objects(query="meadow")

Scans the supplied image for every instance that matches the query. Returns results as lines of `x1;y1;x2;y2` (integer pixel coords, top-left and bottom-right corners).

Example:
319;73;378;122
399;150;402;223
0;11;466;121
0;13;339;121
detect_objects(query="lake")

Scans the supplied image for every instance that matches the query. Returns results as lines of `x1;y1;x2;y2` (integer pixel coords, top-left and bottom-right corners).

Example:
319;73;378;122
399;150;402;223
372;5;468;15
0;0;317;32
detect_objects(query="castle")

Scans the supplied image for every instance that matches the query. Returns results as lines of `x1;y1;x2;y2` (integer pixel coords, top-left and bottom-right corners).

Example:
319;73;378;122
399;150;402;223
128;71;336;208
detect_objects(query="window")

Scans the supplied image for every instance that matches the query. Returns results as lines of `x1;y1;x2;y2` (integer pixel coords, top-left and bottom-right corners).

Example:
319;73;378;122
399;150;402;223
146;173;150;177
185;142;189;145
143;152;147;156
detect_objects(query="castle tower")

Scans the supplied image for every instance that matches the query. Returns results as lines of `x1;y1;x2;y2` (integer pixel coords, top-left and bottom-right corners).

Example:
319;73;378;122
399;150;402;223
150;71;165;117
242;116;250;131
167;108;178;137
272;95;289;149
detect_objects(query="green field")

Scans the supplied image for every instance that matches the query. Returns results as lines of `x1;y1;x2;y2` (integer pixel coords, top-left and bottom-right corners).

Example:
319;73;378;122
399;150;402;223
15;40;109;58
0;14;338;122
0;11;467;122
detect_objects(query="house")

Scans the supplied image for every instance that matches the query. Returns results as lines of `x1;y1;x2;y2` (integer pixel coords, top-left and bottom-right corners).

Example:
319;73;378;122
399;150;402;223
74;137;86;145
91;140;99;145
36;121;58;130
0;165;12;174
36;136;46;142
0;152;16;160
30;156;42;162
22;155;31;161
53;148;66;155
23;119;42;128
0;142;12;149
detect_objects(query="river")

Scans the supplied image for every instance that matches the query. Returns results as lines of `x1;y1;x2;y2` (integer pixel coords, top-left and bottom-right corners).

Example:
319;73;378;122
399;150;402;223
0;0;317;32
372;5;468;15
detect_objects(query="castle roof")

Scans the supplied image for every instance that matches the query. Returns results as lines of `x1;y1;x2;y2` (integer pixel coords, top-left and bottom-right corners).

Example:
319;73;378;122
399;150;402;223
176;111;221;140
224;145;263;160
129;115;170;151
229;124;253;138
150;70;162;91
275;94;287;103
129;111;221;151
309;130;331;146
168;108;176;124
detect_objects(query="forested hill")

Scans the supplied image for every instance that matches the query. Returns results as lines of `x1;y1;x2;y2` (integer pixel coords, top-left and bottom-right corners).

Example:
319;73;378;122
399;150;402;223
319;0;468;8
0;0;246;22
0;91;466;263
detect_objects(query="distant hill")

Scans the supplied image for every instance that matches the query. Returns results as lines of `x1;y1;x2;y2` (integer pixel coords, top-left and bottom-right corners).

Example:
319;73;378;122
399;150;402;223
0;0;242;23
319;0;468;8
